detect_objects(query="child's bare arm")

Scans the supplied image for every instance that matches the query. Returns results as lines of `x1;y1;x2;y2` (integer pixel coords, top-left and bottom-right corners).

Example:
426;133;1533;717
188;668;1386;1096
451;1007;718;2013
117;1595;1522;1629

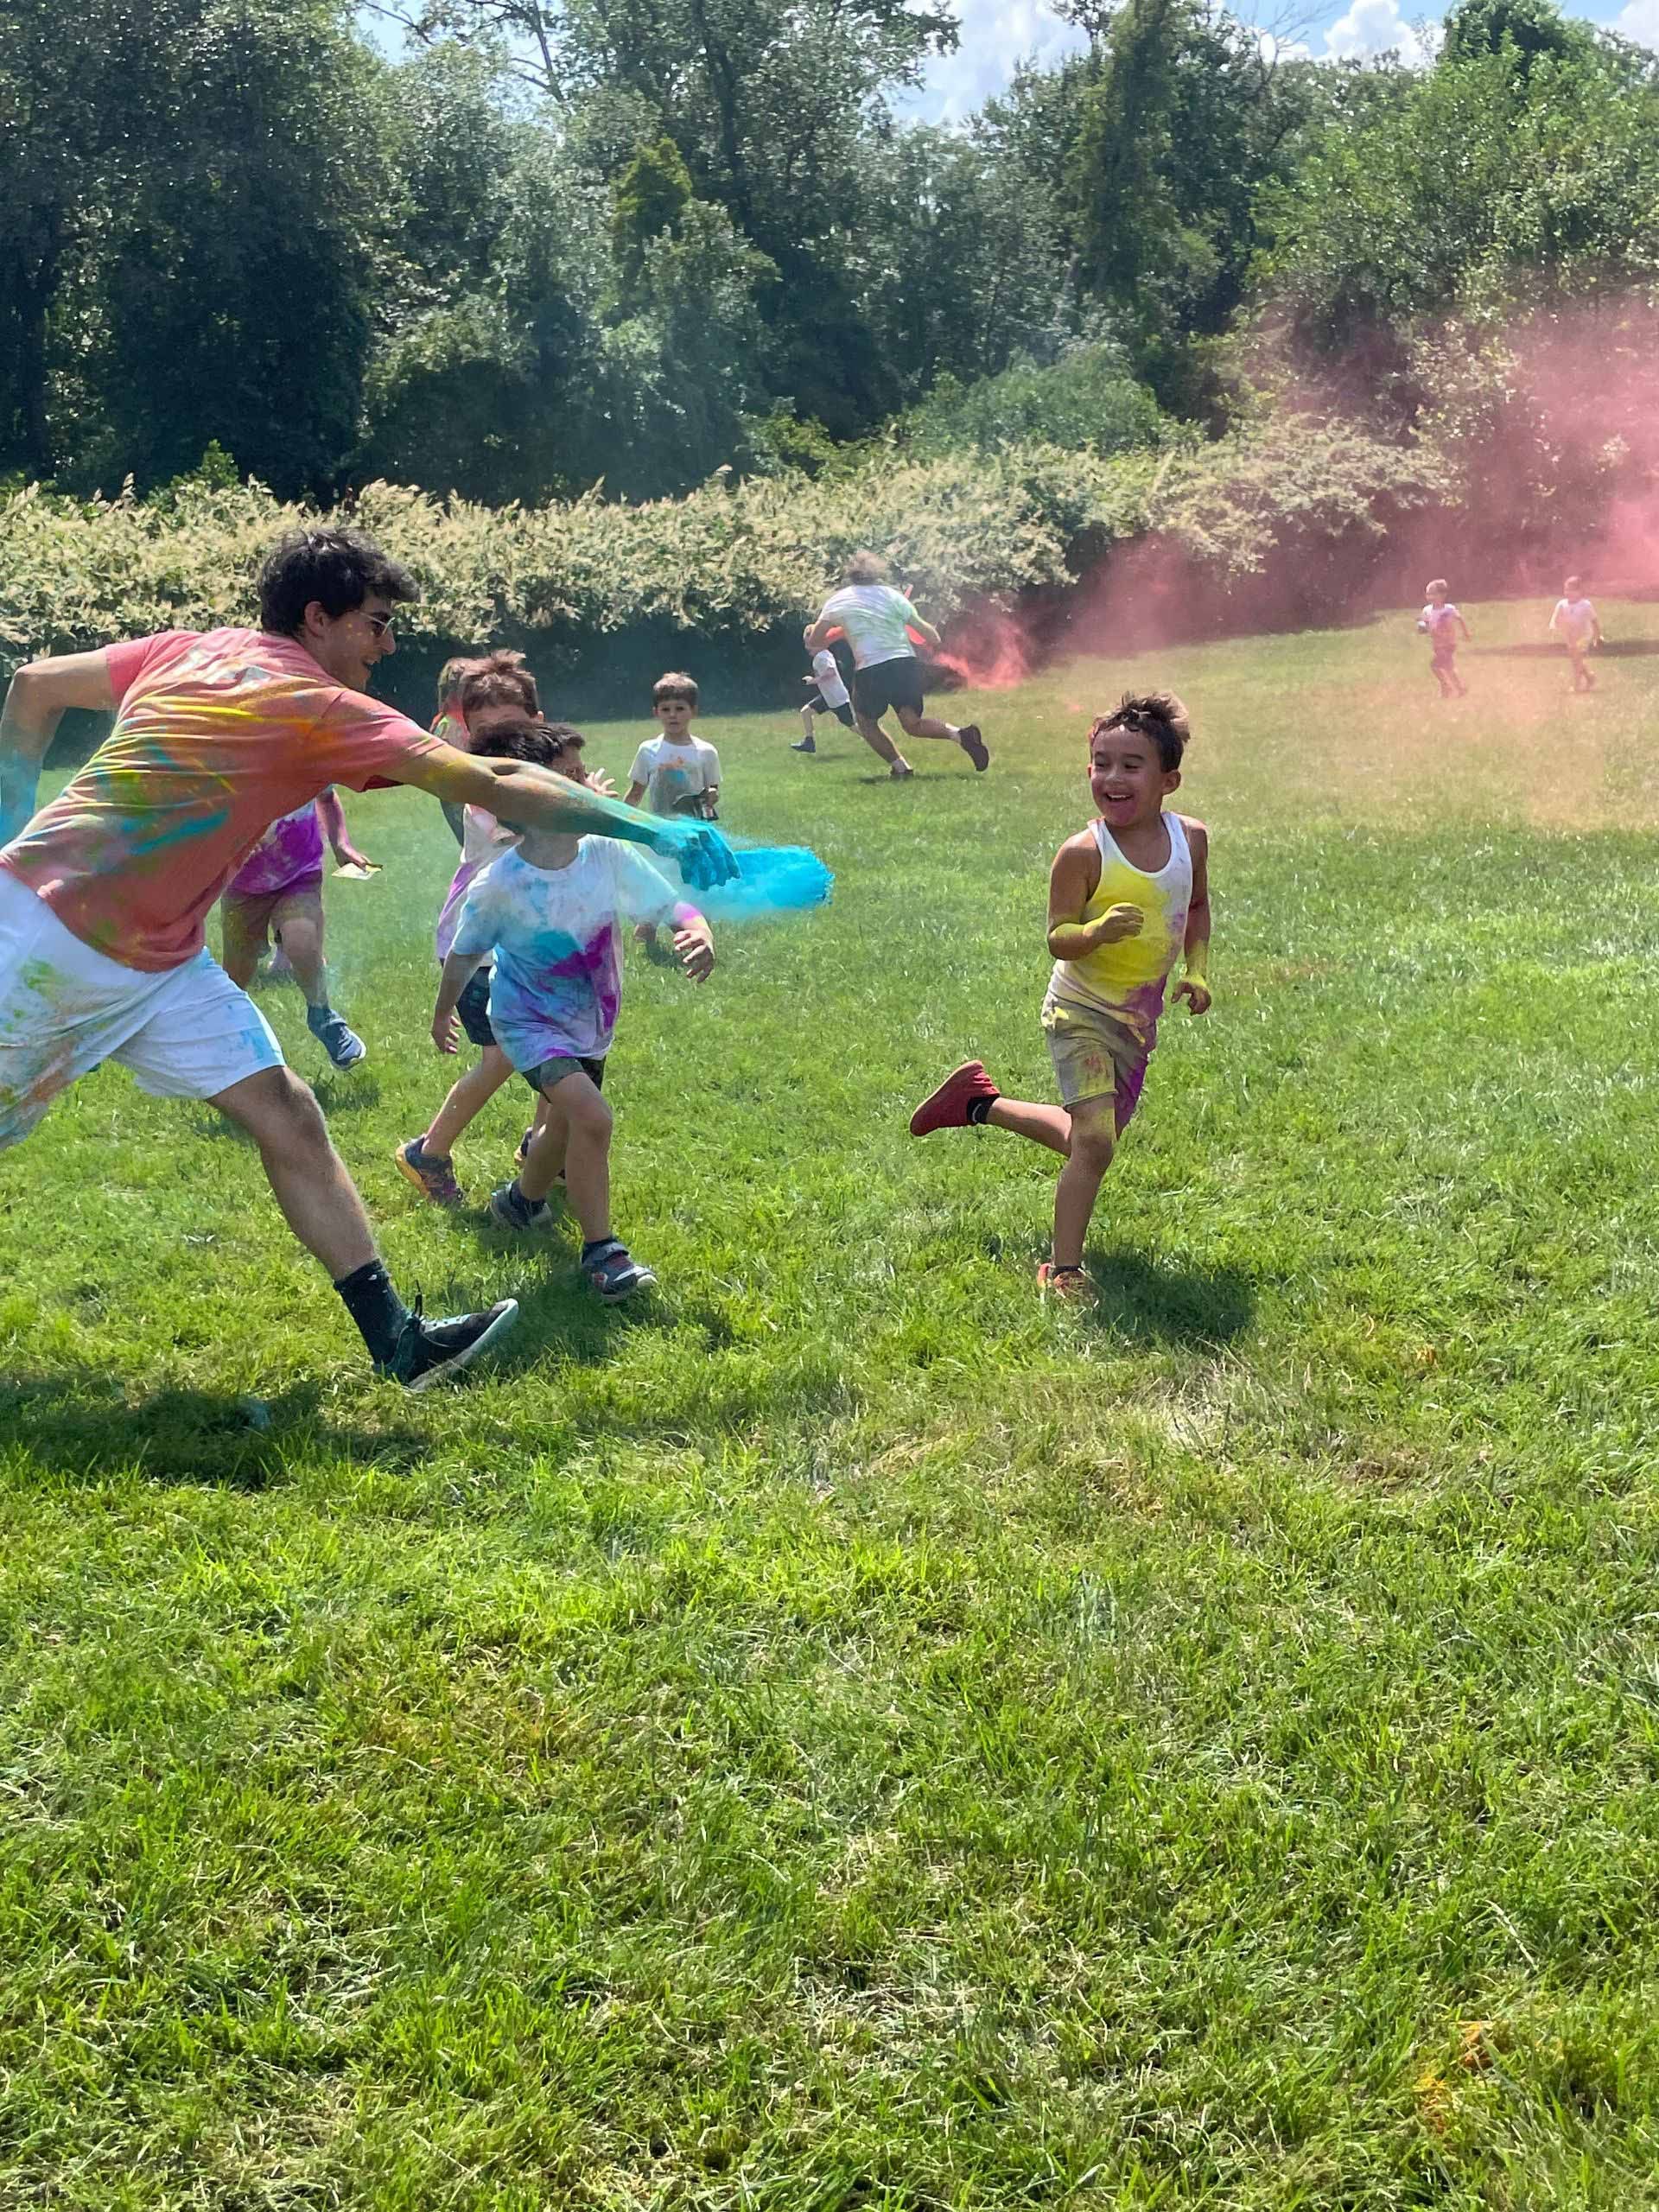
670;904;715;982
1457;613;1472;640
432;950;485;1054
1046;833;1138;960
1172;818;1211;1014
316;787;373;871
624;781;646;808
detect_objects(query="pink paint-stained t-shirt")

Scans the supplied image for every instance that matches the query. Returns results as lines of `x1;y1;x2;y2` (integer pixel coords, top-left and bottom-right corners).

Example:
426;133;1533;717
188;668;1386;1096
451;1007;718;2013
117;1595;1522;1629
0;628;444;971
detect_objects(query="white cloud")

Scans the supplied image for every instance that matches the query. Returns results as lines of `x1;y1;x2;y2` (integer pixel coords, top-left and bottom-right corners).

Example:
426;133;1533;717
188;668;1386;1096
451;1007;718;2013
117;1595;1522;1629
1321;0;1440;60
1613;0;1659;44
896;0;1089;123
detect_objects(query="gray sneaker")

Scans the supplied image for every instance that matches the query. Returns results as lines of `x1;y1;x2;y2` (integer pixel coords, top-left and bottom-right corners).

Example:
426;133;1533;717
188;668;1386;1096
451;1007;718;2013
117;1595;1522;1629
307;1003;366;1069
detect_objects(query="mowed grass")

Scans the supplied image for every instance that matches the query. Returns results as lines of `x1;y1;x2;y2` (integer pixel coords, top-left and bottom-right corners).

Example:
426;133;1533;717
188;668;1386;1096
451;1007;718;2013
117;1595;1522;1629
4;599;1659;2208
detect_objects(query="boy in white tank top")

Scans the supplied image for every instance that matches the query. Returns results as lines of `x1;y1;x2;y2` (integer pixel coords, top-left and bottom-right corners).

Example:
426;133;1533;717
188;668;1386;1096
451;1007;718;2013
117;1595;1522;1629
907;693;1212;1303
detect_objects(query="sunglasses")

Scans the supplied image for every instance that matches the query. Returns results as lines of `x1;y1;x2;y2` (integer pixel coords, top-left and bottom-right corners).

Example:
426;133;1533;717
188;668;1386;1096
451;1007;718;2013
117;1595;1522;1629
360;610;397;639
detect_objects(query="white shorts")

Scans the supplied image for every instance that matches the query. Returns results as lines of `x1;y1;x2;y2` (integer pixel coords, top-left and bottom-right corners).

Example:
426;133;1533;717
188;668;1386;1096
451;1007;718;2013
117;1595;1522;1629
0;869;283;1151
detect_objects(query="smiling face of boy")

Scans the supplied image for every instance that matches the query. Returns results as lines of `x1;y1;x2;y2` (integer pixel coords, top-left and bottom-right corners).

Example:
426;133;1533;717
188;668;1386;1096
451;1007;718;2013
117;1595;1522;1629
1089;728;1179;833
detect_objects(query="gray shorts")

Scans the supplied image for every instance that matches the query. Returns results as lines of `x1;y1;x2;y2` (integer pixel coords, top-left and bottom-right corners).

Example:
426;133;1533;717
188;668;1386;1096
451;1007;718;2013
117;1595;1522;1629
1040;994;1150;1128
528;1053;606;1096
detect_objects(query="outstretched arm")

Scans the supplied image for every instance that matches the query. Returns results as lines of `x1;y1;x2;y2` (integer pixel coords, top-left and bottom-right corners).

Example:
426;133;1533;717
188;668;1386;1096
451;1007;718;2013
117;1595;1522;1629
0;650;117;843
397;742;739;889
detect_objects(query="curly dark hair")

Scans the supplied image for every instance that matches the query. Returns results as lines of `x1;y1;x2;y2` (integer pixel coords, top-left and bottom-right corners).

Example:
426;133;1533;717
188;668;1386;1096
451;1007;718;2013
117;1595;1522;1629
257;527;418;638
1090;690;1191;772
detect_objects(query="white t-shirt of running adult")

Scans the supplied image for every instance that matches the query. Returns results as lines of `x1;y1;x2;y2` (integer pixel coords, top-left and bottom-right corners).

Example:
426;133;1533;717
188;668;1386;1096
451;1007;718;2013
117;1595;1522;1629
627;734;721;818
1554;596;1598;644
810;649;851;709
819;584;922;670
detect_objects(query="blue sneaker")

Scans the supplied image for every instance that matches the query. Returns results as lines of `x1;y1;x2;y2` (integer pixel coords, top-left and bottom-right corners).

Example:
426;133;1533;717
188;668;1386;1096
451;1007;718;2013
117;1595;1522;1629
307;1003;366;1070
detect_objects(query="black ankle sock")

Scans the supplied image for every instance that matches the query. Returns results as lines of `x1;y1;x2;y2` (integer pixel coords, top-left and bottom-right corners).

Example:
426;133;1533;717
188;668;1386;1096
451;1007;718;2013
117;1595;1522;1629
965;1093;997;1127
334;1259;410;1364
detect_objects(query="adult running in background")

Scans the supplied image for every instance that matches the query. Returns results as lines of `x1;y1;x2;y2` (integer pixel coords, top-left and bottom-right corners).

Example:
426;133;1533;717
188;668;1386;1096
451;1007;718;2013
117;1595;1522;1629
0;526;737;1390
805;550;988;780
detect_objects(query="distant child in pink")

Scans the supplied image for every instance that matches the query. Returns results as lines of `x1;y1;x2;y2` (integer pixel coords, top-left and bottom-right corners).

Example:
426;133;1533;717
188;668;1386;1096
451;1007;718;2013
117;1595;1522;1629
1548;575;1602;692
908;693;1211;1304
1417;580;1471;699
219;788;375;1069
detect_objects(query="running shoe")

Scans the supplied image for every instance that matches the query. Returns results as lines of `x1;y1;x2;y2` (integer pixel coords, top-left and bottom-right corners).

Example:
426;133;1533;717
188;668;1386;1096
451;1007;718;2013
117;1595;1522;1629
890;761;915;780
489;1179;550;1232
1037;1263;1097;1306
307;1003;366;1070
909;1059;999;1136
957;723;990;772
582;1239;657;1303
396;1137;462;1208
377;1296;519;1390
791;735;817;753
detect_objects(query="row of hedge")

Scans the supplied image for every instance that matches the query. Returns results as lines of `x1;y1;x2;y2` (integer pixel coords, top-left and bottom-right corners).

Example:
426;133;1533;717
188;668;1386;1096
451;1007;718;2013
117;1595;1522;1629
0;419;1445;675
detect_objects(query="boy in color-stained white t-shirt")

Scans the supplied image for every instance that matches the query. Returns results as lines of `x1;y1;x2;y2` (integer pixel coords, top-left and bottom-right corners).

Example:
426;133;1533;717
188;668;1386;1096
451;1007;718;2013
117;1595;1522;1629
625;671;721;820
1548;575;1603;692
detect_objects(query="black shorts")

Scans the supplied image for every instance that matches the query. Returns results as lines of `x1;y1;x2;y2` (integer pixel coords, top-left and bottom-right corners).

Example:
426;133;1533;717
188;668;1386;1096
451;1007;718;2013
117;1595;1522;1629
852;655;925;721
805;689;855;727
457;965;496;1050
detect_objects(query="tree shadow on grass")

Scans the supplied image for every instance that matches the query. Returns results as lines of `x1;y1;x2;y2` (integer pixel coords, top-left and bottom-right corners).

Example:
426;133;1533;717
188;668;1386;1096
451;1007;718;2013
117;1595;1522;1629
0;1374;429;1489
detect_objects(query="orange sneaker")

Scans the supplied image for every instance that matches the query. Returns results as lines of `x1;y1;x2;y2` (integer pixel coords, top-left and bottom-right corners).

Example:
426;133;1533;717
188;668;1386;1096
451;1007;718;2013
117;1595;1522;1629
1037;1263;1096;1305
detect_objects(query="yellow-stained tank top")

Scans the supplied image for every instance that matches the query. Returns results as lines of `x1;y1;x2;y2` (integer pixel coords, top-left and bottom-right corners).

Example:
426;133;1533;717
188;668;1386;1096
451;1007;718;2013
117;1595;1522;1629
1045;813;1192;1044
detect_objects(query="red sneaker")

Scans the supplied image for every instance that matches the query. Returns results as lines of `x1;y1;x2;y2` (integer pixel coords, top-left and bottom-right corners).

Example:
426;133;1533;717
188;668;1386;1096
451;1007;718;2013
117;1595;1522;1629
909;1059;999;1135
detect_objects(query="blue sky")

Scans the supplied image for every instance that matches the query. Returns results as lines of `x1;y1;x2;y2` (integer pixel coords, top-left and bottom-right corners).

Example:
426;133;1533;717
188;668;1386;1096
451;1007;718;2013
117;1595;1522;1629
898;0;1659;121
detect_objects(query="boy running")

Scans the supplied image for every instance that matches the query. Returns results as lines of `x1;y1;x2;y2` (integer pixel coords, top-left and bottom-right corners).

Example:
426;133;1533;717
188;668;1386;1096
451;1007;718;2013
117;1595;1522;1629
219;787;374;1069
0;526;736;1385
1417;580;1471;699
908;693;1211;1303
795;630;855;754
625;673;721;819
806;550;987;779
1548;575;1603;692
433;722;715;1303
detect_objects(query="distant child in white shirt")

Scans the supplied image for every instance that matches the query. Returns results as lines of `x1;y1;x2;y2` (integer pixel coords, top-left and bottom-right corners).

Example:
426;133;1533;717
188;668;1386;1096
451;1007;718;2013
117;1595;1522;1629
1548;575;1603;692
625;672;721;819
795;630;855;754
1416;579;1471;699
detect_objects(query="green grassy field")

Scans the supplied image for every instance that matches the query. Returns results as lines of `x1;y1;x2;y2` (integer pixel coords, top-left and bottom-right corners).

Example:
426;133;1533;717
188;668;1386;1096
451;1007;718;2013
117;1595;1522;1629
4;599;1659;2208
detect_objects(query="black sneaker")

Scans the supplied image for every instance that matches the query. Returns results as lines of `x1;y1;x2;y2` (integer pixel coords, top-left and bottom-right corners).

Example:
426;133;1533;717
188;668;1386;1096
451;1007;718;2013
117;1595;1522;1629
378;1296;519;1391
489;1179;550;1231
957;723;990;772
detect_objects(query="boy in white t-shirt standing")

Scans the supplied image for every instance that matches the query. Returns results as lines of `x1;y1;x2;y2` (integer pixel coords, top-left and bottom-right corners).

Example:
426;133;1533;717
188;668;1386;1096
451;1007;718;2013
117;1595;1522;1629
1548;575;1603;692
795;630;855;754
625;672;721;819
1416;579;1471;700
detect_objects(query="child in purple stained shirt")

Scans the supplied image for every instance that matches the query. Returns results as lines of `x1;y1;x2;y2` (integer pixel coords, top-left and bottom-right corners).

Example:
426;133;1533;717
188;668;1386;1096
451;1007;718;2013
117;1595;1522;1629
432;721;715;1303
219;788;373;1068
